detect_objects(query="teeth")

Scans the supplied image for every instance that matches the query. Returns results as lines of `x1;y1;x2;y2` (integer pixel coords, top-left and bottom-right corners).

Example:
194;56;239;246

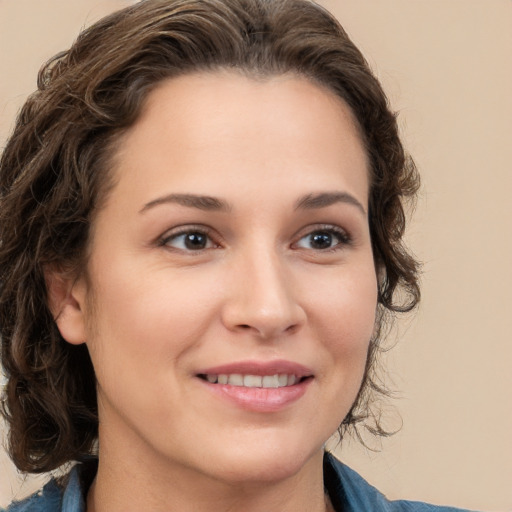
204;373;301;388
228;374;244;386
262;375;279;388
243;375;262;387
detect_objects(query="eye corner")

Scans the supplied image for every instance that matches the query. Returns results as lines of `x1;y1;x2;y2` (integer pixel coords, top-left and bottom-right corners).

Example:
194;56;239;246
158;225;221;252
292;224;352;252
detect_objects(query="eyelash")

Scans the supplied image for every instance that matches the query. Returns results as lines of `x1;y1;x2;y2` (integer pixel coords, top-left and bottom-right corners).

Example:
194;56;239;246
293;224;352;252
158;225;218;252
158;224;352;253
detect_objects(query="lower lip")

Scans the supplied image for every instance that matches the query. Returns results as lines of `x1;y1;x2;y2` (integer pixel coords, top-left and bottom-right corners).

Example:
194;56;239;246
199;378;312;412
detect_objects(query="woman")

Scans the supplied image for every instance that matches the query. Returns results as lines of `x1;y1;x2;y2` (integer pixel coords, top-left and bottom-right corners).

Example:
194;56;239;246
0;0;473;510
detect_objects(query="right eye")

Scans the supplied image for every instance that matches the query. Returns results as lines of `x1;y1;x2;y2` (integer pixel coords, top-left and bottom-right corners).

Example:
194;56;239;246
160;229;216;251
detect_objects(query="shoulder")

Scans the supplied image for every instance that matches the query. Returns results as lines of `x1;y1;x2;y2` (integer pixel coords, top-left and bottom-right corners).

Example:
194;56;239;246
3;462;90;512
2;479;63;512
323;452;477;512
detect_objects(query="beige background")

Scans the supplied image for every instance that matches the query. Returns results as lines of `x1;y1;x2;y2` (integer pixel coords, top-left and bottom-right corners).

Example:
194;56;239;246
1;0;511;510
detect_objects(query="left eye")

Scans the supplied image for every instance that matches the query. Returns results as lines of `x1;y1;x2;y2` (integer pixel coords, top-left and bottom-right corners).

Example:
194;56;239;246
162;230;214;251
295;229;348;250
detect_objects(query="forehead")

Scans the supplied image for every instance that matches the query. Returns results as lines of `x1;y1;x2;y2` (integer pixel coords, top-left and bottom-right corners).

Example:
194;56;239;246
108;71;369;208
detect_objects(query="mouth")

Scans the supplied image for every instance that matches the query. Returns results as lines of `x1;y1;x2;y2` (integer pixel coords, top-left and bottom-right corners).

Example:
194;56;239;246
197;373;309;388
195;361;314;412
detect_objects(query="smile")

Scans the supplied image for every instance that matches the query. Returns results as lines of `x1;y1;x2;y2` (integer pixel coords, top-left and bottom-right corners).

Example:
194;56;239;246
195;361;314;412
199;373;300;388
198;376;312;412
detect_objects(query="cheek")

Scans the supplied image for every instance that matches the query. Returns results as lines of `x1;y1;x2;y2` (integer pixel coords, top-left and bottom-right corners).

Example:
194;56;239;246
308;264;378;388
83;262;222;366
312;267;378;341
299;265;377;433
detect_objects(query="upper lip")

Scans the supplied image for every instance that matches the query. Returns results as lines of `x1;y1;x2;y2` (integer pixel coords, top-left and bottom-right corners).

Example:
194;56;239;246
196;360;313;378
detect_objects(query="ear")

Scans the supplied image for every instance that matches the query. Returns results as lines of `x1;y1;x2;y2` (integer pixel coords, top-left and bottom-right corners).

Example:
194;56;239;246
45;267;88;345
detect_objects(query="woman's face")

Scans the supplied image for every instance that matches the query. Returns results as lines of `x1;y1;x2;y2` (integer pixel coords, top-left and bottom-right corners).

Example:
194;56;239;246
63;71;377;483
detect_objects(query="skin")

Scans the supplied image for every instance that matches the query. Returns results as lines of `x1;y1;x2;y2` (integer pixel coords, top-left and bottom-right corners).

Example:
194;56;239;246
51;71;378;512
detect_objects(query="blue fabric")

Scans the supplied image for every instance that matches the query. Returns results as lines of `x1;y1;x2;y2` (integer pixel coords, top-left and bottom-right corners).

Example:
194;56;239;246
3;467;85;512
322;453;475;512
3;452;476;511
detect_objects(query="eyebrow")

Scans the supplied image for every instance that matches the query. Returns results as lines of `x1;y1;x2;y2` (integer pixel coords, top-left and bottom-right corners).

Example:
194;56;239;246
139;193;231;214
139;191;366;215
294;191;366;215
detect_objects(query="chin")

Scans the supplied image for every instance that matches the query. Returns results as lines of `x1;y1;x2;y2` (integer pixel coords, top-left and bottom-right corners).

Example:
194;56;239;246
196;436;324;485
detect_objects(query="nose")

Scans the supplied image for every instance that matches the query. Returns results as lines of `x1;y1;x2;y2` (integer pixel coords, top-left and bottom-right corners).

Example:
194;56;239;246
221;247;306;339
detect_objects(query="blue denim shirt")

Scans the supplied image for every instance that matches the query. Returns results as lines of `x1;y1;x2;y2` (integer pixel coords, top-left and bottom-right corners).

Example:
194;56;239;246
3;452;475;511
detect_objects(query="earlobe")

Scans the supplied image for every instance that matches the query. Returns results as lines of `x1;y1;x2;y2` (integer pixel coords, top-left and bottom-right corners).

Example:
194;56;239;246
45;269;87;345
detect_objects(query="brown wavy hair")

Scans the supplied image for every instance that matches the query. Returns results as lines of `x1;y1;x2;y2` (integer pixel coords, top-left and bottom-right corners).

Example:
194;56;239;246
0;0;420;473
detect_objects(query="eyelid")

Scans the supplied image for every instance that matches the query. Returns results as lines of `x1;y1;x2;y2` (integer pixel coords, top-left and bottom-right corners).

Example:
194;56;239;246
158;224;221;250
156;223;352;252
291;224;352;250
